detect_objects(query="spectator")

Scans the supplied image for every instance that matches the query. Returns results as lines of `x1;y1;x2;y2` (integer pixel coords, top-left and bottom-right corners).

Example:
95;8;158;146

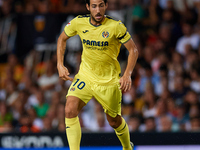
176;22;200;56
158;115;173;132
122;86;137;119
126;86;144;115
0;0;17;56
107;0;124;22
145;0;163;31
189;64;200;93
96;112;113;132
42;116;53;131
26;83;40;109
137;63;158;94
172;102;189;131
167;98;177;118
50;91;60;108
5;80;19;106
156;98;168;117
189;116;200;131
189;104;200;118
0;102;13;132
36;0;50;14
0;54;24;89
16;114;31;133
184;90;199;111
153;65;169;96
33;90;49;118
24;1;35;14
128;114;141;132
158;24;173;50
184;50;199;73
54;103;65;128
142;85;157;118
171;75;189;100
27;108;43;132
143;117;156;132
37;60;59;101
14;0;24;14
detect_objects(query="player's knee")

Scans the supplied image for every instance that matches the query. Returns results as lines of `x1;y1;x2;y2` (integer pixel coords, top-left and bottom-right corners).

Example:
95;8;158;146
65;106;78;118
107;115;122;129
108;120;119;128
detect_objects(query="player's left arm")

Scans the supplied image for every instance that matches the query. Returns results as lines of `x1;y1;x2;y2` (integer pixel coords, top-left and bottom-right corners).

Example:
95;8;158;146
119;38;138;92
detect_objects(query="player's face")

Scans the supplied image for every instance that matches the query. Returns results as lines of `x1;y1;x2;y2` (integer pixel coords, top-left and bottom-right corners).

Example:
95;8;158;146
86;0;108;25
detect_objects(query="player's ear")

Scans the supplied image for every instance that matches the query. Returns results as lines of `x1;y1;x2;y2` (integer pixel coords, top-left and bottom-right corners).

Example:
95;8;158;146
105;2;108;9
86;4;90;11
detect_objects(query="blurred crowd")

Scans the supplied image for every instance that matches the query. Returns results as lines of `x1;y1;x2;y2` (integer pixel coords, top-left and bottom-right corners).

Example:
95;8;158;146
0;0;200;133
0;0;87;15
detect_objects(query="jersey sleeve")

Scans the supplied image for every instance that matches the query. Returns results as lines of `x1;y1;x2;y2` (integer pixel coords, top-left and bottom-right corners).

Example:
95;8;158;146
115;21;131;44
64;17;77;37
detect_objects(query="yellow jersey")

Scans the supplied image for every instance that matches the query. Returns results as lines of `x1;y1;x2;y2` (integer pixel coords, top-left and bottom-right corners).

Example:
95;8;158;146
64;14;131;84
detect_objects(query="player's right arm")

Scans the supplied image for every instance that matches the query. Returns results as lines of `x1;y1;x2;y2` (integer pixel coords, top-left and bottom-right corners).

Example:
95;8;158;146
57;17;78;81
57;32;73;81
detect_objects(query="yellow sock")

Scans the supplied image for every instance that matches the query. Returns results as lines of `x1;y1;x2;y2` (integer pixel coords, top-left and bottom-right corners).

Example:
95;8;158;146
65;117;81;150
114;117;132;150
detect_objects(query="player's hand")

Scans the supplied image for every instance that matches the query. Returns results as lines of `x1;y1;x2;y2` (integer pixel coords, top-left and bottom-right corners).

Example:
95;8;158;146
57;65;73;81
119;74;132;92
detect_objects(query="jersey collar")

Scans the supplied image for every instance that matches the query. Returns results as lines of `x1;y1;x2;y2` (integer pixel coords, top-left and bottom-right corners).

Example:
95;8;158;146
89;15;107;27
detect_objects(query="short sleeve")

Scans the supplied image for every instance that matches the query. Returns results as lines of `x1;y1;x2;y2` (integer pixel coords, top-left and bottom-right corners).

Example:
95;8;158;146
64;17;77;37
115;21;131;44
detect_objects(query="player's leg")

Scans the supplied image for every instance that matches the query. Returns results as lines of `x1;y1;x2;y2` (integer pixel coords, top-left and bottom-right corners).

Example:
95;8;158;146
65;73;92;150
106;114;132;150
93;83;133;149
65;96;86;150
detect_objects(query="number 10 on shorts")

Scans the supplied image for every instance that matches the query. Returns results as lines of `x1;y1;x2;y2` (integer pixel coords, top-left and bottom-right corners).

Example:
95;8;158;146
73;79;86;90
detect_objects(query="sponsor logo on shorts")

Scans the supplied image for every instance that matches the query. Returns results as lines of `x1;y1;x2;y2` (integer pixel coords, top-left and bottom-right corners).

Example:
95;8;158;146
70;87;75;91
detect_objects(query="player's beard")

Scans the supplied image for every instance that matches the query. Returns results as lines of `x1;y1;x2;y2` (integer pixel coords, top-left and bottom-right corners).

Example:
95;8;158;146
90;13;104;24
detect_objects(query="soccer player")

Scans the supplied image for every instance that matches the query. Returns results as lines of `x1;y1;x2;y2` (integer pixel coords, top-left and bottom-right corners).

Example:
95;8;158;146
57;0;138;149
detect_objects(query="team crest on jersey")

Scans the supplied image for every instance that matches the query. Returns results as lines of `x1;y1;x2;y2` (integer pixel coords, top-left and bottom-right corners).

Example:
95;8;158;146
102;31;109;38
70;87;75;91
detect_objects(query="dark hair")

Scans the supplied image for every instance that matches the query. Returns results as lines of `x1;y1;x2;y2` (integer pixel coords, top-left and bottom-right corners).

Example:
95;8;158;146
85;0;107;5
159;65;168;72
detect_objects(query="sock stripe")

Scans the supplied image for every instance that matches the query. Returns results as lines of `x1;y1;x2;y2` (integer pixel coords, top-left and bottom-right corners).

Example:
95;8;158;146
114;118;131;150
118;123;126;132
